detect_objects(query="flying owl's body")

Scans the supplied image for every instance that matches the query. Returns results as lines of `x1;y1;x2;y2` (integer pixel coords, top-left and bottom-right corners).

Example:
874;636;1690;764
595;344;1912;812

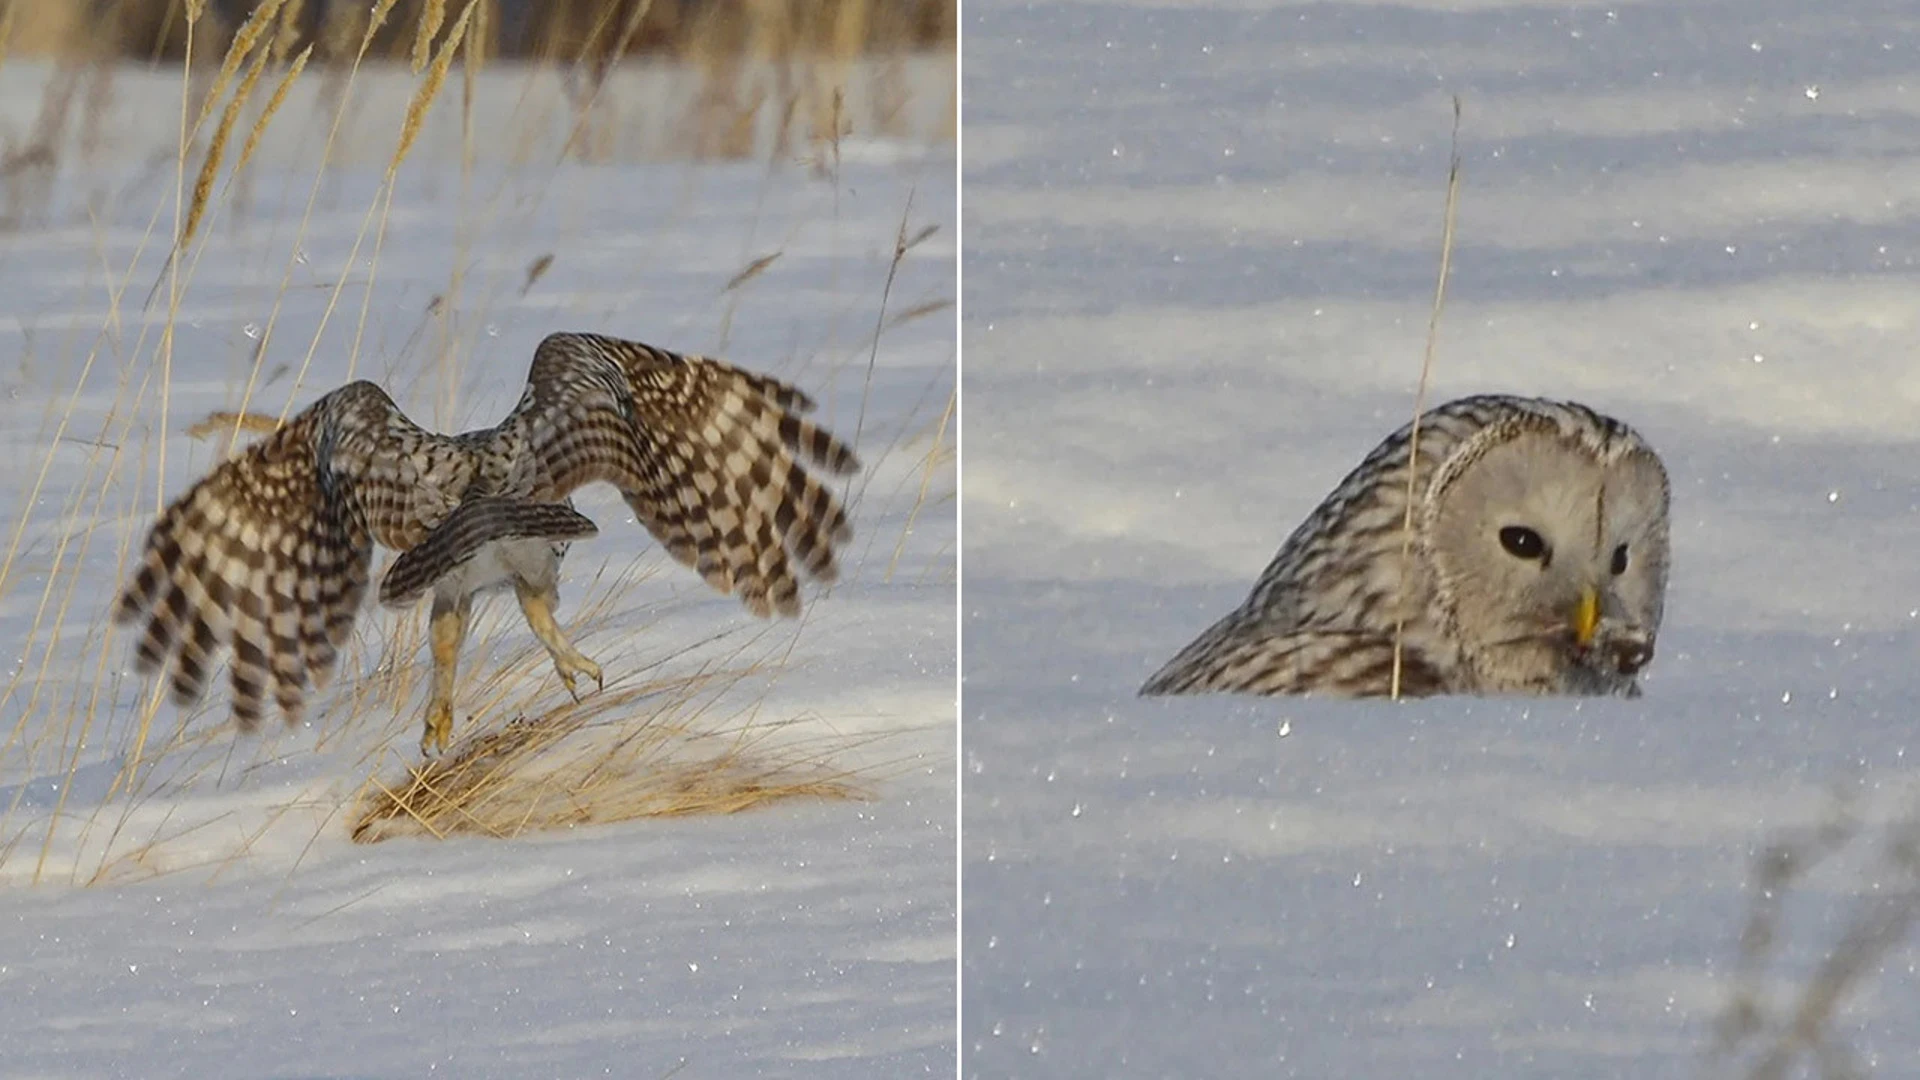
1141;395;1670;699
116;332;859;752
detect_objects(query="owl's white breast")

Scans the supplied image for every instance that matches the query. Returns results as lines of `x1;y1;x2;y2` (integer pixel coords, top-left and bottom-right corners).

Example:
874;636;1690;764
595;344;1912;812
437;536;565;598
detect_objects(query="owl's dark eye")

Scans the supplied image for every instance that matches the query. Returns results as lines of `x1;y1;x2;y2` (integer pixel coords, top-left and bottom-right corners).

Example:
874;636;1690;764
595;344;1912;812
1610;544;1629;575
1498;526;1548;561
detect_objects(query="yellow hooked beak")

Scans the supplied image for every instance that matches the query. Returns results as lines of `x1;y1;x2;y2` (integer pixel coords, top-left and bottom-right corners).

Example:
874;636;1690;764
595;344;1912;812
1572;585;1600;648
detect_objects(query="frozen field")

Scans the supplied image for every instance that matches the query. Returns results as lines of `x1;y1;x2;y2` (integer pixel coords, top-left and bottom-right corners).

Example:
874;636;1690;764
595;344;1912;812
963;1;1920;1077
0;59;955;1076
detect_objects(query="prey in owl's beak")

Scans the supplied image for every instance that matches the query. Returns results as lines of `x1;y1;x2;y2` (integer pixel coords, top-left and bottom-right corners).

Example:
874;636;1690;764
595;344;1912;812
1568;584;1653;676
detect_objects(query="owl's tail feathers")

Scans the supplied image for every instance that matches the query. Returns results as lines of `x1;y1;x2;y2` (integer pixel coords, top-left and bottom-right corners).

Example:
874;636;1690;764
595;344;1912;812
379;497;598;609
624;363;861;621
112;416;374;732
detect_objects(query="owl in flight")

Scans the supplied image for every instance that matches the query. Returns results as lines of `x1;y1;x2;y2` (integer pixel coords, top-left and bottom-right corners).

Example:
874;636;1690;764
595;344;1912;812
1141;395;1669;699
115;332;859;753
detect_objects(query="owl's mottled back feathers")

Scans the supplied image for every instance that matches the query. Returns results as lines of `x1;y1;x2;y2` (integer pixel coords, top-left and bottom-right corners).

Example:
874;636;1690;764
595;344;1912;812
115;332;860;732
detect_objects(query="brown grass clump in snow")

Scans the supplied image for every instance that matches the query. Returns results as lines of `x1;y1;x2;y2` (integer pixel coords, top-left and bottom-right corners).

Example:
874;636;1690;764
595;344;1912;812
348;671;868;844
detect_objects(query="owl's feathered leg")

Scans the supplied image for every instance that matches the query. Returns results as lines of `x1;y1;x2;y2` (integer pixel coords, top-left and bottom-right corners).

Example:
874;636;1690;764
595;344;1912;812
422;592;472;754
514;578;602;700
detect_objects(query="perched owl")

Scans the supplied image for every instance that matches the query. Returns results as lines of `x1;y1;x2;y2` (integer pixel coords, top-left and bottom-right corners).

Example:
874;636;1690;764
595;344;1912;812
115;331;859;753
1140;395;1669;699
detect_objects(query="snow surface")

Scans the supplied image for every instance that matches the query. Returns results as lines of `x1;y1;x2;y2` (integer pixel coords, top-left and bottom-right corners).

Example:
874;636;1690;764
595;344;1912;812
0;60;954;1076
963;2;1920;1076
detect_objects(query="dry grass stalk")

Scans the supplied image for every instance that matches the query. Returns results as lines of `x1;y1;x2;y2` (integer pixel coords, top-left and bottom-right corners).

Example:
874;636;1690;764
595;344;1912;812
178;27;275;254
520;253;554;295
185;409;281;441
886;381;954;582
340;0;479;406
271;0;307;62
349;671;870;844
410;0;448;72
850;188;916;455
362;0;404;54
389;0;479;177
725;252;781;292
1389;95;1462;700
225;0;426;420
0;0;955;61
0;1;17;75
0;146;192;795
232;44;312;180
188;0;285;137
7;0;87;59
145;0;213;779
565;0;655;162
883;298;953;331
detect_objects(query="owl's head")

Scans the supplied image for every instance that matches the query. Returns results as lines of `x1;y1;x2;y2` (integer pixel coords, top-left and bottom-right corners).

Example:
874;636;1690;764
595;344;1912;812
1419;410;1670;692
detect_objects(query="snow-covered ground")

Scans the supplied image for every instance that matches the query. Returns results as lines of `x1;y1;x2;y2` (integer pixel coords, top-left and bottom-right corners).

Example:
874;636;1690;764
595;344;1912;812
963;2;1920;1076
0;59;954;1076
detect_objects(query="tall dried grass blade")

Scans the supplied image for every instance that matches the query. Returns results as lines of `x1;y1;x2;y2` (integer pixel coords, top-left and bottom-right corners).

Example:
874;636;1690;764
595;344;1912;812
520;253;554;295
272;0;308;61
887;383;954;581
411;0;448;72
0;0;16;75
191;0;286;136
186;409;281;441
179;29;274;254
232;44;312;181
1390;96;1461;700
724;252;780;292
390;0;480;177
360;0;403;54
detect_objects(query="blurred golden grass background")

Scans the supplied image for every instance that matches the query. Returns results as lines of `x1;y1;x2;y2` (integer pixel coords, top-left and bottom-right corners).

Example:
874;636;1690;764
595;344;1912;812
1;0;953;64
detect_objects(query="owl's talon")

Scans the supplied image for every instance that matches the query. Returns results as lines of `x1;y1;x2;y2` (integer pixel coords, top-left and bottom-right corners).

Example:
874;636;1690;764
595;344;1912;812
421;697;455;756
554;654;603;701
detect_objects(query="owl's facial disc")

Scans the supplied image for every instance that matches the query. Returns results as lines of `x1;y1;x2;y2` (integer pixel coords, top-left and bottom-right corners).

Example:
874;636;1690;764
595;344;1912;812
1426;426;1669;688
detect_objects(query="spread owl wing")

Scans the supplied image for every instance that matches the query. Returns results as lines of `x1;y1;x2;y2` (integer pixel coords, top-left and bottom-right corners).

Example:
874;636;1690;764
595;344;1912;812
113;381;453;729
509;332;861;618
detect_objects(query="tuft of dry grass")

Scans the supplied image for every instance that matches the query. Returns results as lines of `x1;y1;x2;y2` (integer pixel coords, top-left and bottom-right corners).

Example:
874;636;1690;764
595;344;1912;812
348;669;871;845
